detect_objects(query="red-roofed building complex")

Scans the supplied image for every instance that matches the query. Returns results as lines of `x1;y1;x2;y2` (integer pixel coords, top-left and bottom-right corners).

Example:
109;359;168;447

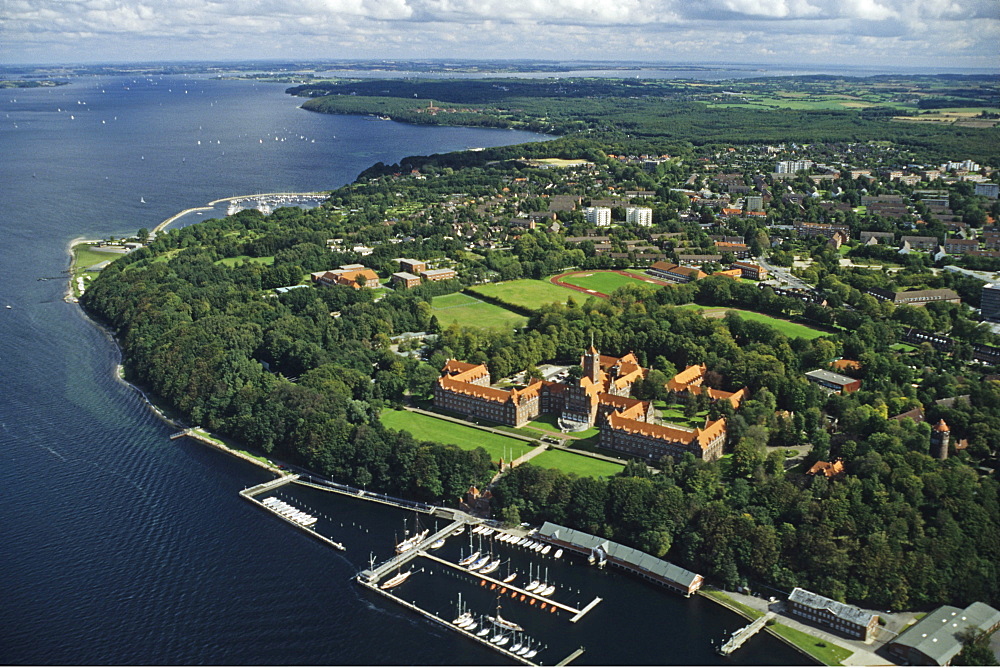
434;346;726;461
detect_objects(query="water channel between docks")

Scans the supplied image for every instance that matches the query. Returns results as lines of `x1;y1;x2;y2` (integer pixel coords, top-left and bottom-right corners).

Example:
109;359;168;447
240;474;590;666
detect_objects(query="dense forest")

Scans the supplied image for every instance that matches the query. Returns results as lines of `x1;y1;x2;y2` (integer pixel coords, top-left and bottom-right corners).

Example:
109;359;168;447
82;140;1000;613
289;75;1000;163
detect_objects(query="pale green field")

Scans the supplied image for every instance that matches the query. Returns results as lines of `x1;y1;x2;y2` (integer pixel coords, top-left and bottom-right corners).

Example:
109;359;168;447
528;449;624;478
678;304;828;340
381;409;531;462
468;280;579;310
431;292;528;330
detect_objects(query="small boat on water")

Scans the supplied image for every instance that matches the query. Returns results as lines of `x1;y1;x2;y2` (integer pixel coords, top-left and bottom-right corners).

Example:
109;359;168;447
518;644;531;656
380;570;412;589
429;538;446;550
479;559;501;575
517;537;530;546
533;542;544;552
452;525;465;536
503;573;517;584
464;620;478;633
541;545;551;555
476;627;490;637
468;555;491;571
453;611;472;626
525;580;540;593
554;549;563;559
525;649;537;659
458;551;481;567
539;584;555;597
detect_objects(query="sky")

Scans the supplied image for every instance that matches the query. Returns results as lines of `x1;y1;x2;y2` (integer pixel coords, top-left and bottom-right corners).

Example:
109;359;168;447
2;0;998;70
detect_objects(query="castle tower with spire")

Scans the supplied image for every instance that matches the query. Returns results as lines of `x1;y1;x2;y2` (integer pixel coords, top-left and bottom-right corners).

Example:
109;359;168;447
583;337;601;383
930;419;951;460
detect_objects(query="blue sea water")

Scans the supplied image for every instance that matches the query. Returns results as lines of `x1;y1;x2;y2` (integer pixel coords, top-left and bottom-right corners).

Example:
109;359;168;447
0;76;804;665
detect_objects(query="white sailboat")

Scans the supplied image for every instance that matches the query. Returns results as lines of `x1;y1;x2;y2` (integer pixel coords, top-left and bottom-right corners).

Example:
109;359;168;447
458;550;480;567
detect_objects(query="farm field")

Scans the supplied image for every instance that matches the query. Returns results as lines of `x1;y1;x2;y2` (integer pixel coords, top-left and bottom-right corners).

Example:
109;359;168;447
528;449;624;478
431;292;527;330
558;271;657;294
677;304;828;340
380;409;532;462
468;279;579;310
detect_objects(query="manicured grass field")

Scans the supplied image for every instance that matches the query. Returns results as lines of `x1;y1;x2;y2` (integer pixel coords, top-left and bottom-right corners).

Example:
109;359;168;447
768;622;853;666
678;304;828;340
215;255;275;267
559;271;655;294
380;409;532;462
528;449;624;478
468;280;579;310
431;292;528;330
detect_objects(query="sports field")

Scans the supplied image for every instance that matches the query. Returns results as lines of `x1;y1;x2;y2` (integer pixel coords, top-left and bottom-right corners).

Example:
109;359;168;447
678;304;828;339
380;409;532;462
431;292;527;330
528;449;623;478
468;279;579;310
558;271;655;294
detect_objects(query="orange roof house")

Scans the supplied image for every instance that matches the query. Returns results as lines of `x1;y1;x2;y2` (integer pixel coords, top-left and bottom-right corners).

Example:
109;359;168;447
807;459;845;478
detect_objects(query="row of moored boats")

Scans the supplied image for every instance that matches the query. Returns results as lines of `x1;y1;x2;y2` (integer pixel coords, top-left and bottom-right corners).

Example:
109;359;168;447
452;611;539;658
474;526;562;559
262;497;317;527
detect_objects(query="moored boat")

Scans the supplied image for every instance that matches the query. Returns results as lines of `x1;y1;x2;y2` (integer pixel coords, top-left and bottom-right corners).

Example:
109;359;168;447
554;548;563;559
458;550;481;567
380;570;412;589
479;559;501;575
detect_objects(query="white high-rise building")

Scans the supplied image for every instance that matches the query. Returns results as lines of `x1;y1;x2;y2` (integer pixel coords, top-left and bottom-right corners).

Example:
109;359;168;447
585;206;612;227
775;160;813;174
626;207;653;227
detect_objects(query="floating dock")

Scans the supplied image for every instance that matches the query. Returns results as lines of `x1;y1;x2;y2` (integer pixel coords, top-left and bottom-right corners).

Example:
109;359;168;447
718;611;775;656
240;475;346;551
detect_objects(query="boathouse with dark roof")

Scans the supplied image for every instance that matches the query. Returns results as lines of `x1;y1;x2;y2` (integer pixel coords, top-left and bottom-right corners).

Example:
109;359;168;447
536;522;703;596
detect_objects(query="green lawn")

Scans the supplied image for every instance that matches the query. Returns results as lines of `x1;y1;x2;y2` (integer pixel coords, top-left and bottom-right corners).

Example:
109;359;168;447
678;304;828;340
73;245;126;271
468;279;579;310
380;409;532;462
769;622;853;666
701;589;765;620
528;449;624;478
215;255;275;267
559;271;654;294
431;292;528;330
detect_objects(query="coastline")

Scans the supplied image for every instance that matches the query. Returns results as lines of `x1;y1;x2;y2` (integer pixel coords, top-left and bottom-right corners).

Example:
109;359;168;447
66;235;282;477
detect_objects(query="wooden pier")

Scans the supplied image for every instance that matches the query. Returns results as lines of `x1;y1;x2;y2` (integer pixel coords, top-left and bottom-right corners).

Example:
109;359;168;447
556;647;586;666
420;552;602;622
718;612;775;656
239;475;347;551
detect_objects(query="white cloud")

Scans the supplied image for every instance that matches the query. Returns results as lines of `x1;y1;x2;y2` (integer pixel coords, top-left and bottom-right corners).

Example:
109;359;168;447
1;0;997;67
